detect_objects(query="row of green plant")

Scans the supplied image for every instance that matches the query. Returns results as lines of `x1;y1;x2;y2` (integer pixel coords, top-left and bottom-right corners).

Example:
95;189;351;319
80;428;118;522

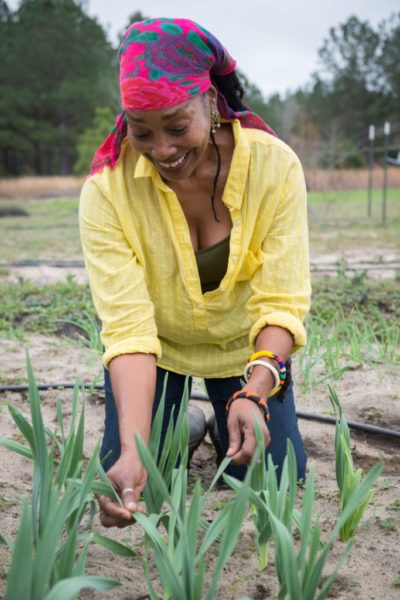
0;357;383;599
0;275;98;344
0;271;398;390
298;270;400;390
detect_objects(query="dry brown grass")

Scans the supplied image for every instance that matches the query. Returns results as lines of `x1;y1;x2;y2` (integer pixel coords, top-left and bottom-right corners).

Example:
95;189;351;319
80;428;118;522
0;168;400;199
306;167;400;192
0;176;85;199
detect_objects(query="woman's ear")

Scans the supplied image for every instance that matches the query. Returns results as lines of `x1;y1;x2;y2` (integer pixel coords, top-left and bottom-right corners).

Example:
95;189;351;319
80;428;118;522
206;86;218;104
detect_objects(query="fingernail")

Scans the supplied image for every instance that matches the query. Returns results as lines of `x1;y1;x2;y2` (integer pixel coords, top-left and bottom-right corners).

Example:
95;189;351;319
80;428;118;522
127;502;136;511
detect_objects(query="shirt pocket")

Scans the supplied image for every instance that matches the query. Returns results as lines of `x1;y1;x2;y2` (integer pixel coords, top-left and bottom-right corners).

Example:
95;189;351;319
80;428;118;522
236;248;263;282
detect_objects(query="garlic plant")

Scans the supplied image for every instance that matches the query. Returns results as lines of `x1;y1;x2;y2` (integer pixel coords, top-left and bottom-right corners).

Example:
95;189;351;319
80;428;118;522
0;354;133;599
329;385;383;541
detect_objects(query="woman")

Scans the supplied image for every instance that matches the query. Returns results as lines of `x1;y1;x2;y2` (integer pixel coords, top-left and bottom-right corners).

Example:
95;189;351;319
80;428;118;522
80;18;310;528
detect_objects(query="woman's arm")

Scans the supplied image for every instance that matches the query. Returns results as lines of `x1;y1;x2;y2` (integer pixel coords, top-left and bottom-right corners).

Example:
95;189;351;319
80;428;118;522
226;325;293;464
80;179;161;526
227;149;310;464
98;353;157;528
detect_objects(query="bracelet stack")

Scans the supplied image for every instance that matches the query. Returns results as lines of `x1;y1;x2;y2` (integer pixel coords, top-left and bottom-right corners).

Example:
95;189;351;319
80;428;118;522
226;390;270;423
244;350;287;398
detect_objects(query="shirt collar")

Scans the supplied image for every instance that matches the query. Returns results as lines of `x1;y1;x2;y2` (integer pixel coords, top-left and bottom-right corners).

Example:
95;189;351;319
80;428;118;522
222;119;250;210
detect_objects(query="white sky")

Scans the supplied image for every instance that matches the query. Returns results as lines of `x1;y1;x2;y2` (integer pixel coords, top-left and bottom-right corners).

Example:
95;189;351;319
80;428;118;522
8;0;400;96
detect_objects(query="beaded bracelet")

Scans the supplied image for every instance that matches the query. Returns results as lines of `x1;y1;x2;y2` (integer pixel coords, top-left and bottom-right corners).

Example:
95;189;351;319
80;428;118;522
249;350;287;385
226;390;270;423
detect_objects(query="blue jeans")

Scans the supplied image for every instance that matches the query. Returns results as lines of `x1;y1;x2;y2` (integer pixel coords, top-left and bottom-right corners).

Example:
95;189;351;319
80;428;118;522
100;367;307;481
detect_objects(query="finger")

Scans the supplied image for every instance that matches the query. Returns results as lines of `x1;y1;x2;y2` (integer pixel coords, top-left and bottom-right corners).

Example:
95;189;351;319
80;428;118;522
121;488;146;514
230;432;257;465
98;495;133;521
99;510;132;529
263;428;271;448
226;419;242;457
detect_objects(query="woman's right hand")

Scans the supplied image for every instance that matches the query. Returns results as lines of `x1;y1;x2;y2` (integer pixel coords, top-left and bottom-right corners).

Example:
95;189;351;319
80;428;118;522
98;450;147;528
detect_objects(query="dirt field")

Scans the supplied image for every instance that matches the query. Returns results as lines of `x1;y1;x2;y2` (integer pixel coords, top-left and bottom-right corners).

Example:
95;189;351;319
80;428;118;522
0;174;399;599
0;338;399;599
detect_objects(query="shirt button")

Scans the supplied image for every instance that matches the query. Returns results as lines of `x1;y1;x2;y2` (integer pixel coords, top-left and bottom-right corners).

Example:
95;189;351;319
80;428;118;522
220;287;225;292
197;303;203;309
231;256;238;263
234;219;240;226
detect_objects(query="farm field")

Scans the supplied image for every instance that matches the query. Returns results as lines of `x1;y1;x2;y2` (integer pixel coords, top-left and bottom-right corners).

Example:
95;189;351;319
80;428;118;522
0;174;399;599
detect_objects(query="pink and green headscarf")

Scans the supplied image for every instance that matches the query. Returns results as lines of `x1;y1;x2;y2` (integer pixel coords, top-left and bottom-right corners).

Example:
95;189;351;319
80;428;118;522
91;18;275;174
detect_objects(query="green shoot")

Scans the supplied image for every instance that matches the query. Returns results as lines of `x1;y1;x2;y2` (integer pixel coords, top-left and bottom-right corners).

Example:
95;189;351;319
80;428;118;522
329;385;383;541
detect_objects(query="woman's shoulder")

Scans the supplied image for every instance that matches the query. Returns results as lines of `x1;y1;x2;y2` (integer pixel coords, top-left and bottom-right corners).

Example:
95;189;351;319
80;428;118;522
240;126;303;180
243;125;298;158
81;139;141;201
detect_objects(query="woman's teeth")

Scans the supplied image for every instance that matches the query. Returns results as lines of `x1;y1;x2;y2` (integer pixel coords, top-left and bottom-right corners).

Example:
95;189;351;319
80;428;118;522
158;152;188;169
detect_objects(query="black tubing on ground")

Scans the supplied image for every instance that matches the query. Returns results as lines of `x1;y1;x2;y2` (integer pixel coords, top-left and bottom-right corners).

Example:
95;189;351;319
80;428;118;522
1;385;399;440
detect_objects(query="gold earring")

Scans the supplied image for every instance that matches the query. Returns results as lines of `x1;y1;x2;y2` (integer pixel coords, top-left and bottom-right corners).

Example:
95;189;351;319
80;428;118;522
210;103;221;135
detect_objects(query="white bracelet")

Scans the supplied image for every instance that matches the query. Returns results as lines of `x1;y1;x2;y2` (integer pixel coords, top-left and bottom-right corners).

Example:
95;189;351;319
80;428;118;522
244;359;281;391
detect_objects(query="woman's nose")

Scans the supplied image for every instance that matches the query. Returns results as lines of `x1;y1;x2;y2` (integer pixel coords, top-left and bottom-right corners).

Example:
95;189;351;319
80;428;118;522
150;135;177;161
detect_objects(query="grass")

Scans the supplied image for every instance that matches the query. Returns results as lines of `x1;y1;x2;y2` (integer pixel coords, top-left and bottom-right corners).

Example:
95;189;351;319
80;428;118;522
296;270;400;390
0;198;81;260
309;195;400;253
0;275;96;340
308;188;400;203
376;517;397;532
1;187;399;262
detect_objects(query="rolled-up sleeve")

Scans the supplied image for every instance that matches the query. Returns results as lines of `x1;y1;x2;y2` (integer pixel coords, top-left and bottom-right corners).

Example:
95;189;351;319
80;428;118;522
79;178;162;368
247;154;311;353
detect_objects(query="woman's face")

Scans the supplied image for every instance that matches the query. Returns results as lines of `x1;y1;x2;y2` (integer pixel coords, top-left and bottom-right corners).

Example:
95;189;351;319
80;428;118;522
125;89;216;182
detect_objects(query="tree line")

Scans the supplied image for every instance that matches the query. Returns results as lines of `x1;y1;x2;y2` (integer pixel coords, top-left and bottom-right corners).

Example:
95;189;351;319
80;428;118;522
0;0;399;176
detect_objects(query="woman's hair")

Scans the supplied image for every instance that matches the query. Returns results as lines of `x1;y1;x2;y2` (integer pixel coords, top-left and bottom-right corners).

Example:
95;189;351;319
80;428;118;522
213;71;249;113
209;70;249;222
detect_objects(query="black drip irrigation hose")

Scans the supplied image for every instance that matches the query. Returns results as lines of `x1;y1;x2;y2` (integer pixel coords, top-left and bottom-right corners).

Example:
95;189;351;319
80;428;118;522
1;384;399;440
2;258;400;271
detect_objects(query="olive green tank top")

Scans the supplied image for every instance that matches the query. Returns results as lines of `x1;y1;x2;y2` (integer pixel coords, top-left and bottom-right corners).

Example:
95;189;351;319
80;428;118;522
195;235;230;294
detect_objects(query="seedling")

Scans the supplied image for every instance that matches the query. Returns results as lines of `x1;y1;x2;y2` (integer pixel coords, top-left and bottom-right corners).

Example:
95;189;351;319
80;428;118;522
329;385;383;541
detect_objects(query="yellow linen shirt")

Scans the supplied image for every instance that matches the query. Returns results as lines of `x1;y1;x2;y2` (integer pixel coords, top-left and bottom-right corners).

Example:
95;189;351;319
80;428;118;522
79;119;311;378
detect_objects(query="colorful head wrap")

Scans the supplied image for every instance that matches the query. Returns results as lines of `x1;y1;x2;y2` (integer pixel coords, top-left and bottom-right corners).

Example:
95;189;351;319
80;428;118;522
91;18;275;175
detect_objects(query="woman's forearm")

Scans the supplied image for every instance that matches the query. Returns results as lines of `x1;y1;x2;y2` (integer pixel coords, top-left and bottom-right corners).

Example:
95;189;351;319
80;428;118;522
243;325;294;398
108;353;157;453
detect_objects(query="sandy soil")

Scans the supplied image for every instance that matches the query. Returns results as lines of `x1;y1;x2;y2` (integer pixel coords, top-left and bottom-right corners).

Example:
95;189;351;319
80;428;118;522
0;334;399;599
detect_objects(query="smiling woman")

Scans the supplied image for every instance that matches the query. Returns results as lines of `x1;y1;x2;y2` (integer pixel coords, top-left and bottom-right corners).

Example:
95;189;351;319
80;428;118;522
79;17;311;529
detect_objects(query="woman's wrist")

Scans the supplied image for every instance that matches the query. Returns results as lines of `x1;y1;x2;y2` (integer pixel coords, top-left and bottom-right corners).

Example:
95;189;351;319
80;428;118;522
120;428;150;454
243;364;275;398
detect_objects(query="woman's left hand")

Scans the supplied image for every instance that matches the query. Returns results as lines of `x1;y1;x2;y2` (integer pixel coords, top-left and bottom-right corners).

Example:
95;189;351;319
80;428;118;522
226;398;270;464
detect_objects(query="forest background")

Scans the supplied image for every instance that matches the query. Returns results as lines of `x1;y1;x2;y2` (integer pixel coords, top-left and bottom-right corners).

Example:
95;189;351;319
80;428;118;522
0;0;399;178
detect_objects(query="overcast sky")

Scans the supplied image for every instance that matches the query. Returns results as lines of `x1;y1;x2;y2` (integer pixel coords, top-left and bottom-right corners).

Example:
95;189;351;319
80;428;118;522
9;0;400;96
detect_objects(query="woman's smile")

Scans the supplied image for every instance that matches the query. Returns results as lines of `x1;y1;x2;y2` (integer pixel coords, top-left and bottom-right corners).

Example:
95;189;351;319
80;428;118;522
154;150;191;172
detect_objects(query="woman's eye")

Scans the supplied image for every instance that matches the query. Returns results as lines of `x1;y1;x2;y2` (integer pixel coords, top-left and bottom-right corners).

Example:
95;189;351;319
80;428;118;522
132;132;150;140
169;127;187;135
